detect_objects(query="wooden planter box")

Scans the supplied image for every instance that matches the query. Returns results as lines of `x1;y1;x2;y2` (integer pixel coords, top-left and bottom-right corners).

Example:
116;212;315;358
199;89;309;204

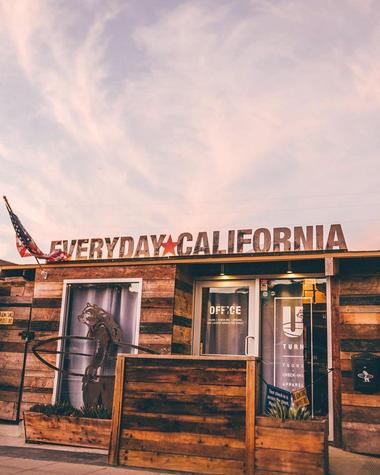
255;416;328;475
24;411;111;450
108;355;329;475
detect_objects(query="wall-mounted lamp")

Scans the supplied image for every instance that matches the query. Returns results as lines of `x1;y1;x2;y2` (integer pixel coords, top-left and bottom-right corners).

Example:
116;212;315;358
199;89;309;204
220;264;225;276
287;262;293;274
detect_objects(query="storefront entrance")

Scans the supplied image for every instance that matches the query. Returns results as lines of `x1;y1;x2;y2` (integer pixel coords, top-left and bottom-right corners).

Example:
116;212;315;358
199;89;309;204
193;280;259;356
193;276;328;418
260;278;328;417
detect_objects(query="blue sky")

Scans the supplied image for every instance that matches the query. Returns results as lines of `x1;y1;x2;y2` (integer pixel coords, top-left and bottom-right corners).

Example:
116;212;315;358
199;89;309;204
0;0;380;262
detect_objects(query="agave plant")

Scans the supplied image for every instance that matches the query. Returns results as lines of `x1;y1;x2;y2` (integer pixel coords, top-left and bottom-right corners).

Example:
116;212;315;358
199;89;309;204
267;400;311;421
29;402;111;419
268;399;289;420
30;401;77;416
78;404;112;419
288;405;311;420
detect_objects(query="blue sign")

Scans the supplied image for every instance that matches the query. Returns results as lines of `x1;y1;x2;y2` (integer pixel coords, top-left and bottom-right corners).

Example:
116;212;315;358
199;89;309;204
265;384;292;414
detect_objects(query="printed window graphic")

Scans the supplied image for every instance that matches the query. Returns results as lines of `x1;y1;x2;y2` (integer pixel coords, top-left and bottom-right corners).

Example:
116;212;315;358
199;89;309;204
273;297;312;391
261;279;328;417
200;287;249;355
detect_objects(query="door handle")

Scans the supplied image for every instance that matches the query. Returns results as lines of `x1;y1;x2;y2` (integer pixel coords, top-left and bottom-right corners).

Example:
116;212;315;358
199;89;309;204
245;335;255;355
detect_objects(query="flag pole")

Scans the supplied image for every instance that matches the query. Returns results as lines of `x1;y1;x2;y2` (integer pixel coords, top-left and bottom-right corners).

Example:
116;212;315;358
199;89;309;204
3;196;48;279
3;195;13;214
35;257;48;279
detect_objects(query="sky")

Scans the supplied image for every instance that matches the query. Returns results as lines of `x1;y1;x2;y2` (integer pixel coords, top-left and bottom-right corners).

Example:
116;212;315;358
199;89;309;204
0;0;380;263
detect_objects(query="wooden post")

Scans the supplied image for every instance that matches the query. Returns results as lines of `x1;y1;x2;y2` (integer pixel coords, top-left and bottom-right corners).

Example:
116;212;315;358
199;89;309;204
108;355;126;465
325;257;339;276
245;358;256;475
330;277;342;446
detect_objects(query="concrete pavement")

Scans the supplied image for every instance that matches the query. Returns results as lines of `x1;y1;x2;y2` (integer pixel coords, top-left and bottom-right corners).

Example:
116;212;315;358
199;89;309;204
1;422;380;474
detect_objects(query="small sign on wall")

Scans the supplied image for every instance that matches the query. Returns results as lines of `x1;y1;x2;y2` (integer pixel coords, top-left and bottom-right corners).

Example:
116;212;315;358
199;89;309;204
0;311;14;325
265;384;292;414
292;387;310;408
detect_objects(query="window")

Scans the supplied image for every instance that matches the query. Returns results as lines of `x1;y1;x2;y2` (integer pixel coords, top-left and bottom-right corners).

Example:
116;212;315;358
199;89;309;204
260;278;328;416
55;279;141;408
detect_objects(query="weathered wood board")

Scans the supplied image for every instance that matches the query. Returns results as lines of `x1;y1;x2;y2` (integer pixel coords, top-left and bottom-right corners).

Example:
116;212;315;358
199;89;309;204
255;417;328;475
109;355;328;474
172;265;194;354
338;274;380;455
24;411;111;449
0;275;34;420
109;355;257;475
0;263;178;420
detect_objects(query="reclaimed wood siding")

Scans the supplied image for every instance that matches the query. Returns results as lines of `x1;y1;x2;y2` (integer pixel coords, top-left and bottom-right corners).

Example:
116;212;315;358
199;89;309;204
24;411;111;449
255;417;328;475
0;276;35;420
172;266;193;354
338;275;380;455
31;264;176;406
1;264;177;418
113;356;248;475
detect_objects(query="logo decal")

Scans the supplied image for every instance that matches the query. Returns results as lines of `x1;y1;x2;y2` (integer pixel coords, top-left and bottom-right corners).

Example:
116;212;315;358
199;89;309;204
283;305;303;338
357;367;374;383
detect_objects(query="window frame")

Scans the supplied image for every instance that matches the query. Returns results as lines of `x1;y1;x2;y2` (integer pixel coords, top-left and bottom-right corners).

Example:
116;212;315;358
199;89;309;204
52;277;142;403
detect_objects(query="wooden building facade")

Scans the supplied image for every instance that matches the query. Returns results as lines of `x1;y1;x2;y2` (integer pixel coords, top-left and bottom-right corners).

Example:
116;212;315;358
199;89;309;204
0;249;379;455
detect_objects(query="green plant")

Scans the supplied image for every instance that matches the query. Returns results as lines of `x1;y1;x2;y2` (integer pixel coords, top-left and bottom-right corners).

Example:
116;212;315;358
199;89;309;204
29;402;111;419
288;405;311;420
78;404;112;419
267;400;311;421
29;401;76;416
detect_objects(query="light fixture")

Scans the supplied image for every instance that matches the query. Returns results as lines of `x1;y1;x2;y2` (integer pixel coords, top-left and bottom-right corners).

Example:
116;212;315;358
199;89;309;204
220;264;225;276
287;262;293;274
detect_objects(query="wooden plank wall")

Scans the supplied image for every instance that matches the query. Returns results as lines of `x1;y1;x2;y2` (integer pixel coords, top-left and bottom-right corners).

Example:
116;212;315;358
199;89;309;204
255;417;328;474
338;275;380;455
33;264;177;353
1;264;178;418
172;265;193;354
0;276;35;420
111;356;249;475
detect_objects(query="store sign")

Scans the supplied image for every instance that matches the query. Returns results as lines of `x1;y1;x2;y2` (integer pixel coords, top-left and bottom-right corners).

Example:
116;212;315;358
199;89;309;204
0;311;14;325
202;287;248;355
292;387;310;408
265;384;292;414
50;224;347;261
274;297;312;390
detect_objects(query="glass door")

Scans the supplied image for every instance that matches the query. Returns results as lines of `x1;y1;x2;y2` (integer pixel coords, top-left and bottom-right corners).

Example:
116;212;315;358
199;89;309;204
193;280;258;356
260;278;328;416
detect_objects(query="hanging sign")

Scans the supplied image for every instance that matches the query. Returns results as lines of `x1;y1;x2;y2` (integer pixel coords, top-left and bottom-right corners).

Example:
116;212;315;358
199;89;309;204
265;384;292;414
50;224;347;261
292;387;310;408
0;311;14;325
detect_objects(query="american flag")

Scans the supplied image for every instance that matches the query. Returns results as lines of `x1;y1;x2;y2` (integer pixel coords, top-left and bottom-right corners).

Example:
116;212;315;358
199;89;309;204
3;196;69;262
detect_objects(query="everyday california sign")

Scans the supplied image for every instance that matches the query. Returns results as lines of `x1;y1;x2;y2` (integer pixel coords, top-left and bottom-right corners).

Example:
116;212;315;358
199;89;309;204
50;224;347;261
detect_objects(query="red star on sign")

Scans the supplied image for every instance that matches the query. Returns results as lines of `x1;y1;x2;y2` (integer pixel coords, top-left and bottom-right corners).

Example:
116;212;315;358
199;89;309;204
161;235;178;256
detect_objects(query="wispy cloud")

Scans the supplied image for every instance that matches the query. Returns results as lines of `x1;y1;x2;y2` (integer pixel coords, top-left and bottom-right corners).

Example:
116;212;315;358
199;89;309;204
0;0;379;262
